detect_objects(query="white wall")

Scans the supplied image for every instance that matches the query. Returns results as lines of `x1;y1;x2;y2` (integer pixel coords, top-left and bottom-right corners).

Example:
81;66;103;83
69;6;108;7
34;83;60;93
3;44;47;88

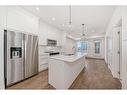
105;7;127;89
105;7;122;78
0;7;6;28
0;7;7;89
121;7;127;89
105;6;122;84
65;37;77;54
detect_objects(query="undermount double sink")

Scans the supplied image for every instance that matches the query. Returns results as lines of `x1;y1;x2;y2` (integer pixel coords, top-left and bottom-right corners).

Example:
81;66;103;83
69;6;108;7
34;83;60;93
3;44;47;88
64;54;75;56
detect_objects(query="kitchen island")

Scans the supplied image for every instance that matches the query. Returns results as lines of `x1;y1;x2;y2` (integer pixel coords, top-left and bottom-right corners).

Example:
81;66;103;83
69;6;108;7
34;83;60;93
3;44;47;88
48;53;86;89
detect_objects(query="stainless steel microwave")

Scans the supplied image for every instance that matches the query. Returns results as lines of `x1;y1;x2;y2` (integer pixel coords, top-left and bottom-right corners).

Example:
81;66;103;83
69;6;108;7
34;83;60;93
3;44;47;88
47;39;57;46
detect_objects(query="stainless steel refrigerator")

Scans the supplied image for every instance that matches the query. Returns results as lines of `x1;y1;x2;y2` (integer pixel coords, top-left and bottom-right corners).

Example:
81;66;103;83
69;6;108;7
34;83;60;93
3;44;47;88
4;30;38;87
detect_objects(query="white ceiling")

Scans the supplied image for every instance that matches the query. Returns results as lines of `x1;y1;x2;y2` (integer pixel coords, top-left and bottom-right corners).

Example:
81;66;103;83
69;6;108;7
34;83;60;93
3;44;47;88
24;6;116;38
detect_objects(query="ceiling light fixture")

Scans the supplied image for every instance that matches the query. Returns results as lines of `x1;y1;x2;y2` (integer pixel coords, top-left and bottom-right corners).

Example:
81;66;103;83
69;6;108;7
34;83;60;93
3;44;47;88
82;24;85;36
62;24;65;27
36;7;39;11
69;5;72;25
81;24;86;40
68;5;72;28
52;17;55;21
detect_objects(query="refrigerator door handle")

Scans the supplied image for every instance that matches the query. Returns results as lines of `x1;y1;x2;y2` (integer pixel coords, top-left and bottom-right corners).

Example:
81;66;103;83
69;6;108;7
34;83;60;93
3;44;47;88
23;34;25;79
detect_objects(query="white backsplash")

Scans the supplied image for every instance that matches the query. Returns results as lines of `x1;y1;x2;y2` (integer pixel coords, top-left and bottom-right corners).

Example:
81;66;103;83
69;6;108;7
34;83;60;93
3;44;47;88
39;45;62;55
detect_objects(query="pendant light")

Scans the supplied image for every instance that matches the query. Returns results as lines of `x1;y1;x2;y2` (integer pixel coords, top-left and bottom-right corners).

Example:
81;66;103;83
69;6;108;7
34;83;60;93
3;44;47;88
68;5;72;28
82;24;85;36
69;5;72;25
81;24;86;40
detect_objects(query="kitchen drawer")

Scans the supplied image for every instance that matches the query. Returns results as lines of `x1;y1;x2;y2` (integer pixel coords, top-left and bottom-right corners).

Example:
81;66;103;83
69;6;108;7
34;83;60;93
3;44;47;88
39;63;48;72
40;54;49;59
40;53;49;56
40;56;49;59
39;58;48;65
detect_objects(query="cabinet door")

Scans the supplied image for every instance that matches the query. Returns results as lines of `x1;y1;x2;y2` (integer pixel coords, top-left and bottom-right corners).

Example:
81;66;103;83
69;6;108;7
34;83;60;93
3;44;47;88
7;7;39;34
39;56;49;72
0;7;6;28
40;58;48;65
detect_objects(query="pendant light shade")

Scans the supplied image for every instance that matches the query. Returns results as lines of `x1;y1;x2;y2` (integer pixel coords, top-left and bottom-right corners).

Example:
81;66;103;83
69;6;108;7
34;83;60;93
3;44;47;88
69;5;72;25
81;24;86;40
82;24;85;36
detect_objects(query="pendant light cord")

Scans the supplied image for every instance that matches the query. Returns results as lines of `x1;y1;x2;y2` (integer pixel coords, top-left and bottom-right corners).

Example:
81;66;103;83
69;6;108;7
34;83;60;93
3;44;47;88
82;24;85;36
69;5;72;25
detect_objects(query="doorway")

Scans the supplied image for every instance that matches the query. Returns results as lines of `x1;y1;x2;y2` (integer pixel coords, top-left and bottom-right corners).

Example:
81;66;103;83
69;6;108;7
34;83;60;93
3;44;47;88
94;40;102;58
107;36;113;70
112;19;122;80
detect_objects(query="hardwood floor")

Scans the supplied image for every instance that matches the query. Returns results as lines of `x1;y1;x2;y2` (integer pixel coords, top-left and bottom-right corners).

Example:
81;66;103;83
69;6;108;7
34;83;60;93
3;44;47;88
70;58;121;89
8;58;121;89
8;69;54;89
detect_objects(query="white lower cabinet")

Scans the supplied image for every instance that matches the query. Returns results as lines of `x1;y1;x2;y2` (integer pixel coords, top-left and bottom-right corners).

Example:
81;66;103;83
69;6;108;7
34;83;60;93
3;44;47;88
39;63;48;72
39;54;49;72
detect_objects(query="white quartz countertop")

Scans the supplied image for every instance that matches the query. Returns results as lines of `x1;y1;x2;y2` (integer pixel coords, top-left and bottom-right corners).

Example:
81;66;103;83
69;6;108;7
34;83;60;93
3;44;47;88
50;53;86;62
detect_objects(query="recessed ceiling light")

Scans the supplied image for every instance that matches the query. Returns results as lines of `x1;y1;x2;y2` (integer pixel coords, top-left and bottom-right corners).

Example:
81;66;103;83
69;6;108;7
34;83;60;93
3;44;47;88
68;24;72;28
36;7;39;11
62;24;64;27
92;30;95;32
52;17;55;21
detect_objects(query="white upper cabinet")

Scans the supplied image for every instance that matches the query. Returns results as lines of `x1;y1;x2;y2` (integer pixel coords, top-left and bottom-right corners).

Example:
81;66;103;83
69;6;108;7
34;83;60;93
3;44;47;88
0;7;7;28
39;21;65;46
6;7;39;35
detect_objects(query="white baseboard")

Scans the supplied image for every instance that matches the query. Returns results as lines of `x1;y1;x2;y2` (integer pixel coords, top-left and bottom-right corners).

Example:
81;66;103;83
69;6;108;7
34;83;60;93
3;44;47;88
86;56;104;60
39;63;48;72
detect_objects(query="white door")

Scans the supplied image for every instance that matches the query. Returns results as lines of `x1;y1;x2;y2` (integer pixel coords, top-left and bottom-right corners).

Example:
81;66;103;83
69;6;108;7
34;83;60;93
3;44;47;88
94;40;102;58
113;26;121;79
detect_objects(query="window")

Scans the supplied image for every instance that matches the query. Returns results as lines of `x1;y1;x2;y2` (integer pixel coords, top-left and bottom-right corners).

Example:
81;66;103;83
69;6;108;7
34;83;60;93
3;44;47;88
77;41;88;53
95;41;100;54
